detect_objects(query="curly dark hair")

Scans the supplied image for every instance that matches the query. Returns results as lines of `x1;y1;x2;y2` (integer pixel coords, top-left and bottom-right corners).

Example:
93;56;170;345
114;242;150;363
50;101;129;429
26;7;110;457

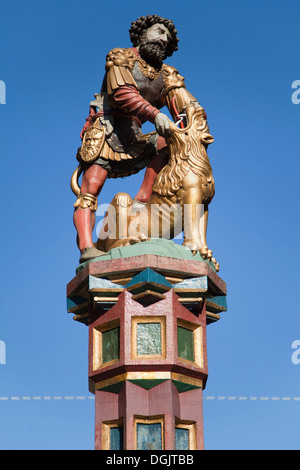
129;14;179;58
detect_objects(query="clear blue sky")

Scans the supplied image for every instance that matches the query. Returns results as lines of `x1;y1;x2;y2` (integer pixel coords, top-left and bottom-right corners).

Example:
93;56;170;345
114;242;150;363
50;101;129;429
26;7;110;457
0;0;299;450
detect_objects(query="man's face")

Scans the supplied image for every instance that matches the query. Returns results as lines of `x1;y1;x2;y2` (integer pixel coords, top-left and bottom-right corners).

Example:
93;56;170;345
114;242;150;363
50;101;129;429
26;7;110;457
145;23;171;47
138;23;171;66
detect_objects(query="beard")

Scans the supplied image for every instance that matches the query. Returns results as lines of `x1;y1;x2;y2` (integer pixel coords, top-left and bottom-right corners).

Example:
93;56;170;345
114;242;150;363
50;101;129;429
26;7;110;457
138;36;167;68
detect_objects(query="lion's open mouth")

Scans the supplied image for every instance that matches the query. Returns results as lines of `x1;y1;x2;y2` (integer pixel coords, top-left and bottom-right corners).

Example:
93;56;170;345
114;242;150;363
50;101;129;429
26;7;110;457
174;110;188;128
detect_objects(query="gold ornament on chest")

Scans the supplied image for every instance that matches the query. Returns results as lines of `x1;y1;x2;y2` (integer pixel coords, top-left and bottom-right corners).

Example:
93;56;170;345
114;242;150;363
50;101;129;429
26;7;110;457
137;56;162;80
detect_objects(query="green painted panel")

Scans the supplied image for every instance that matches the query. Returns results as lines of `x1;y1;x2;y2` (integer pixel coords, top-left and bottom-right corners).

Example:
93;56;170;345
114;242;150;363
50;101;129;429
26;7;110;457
125;268;173;290
128;379;168;390
99;381;125;394
102;327;120;363
177;326;194;362
137;423;162;450
172;380;200;393
175;428;189;450
67;295;87;311
77;238;217;272
137;323;161;356
110;427;123;450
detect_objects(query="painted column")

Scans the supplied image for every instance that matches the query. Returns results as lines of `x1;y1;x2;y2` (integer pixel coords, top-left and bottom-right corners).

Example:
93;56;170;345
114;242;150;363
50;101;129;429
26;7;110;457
67;243;227;450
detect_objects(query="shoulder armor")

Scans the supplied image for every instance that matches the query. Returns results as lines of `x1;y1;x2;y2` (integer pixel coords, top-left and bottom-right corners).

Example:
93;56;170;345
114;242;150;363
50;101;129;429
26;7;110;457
105;48;137;71
105;48;138;94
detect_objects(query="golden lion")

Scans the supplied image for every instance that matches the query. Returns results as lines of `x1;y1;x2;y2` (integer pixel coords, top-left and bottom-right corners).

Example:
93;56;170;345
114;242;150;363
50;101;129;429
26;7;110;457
96;103;219;271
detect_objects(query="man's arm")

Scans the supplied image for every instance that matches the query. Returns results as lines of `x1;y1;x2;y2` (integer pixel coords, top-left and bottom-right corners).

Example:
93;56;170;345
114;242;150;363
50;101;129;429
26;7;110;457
106;48;170;137
112;85;160;123
112;85;170;137
80;48;171;139
80;106;97;140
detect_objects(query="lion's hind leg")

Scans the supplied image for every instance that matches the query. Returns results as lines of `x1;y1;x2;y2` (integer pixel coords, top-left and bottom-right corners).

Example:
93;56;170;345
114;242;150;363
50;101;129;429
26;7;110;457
199;203;209;258
199;202;219;271
180;176;205;254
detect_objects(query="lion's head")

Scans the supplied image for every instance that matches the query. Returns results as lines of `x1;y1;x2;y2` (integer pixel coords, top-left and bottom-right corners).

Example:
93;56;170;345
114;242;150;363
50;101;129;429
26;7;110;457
152;103;215;200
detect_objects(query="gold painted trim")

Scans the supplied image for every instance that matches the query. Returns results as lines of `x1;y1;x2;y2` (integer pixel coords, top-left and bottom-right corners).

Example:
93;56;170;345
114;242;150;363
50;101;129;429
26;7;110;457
206;312;221;321
177;297;203;303
72;312;89;322
74;192;98;212
131;290;166;302
93;296;119;303
95;373;128;390
175;288;206;293
171;372;203;389
92;288;124;293
165;276;185;283
127;371;170;381
95;372;171;391
107;275;135;285
68;301;88;314
94;371;203;391
126;281;171;293
206;301;227;312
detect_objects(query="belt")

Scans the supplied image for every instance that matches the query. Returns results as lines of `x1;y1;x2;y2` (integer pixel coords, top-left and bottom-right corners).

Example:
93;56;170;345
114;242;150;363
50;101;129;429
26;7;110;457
88;110;142;128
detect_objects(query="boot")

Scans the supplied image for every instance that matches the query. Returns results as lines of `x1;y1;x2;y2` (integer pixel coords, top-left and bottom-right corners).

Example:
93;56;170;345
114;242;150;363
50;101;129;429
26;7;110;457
73;193;106;264
79;246;105;263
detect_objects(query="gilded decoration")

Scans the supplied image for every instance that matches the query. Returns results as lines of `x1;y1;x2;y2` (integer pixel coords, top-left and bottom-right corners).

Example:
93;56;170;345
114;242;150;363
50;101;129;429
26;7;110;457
78;118;105;163
137;55;162;80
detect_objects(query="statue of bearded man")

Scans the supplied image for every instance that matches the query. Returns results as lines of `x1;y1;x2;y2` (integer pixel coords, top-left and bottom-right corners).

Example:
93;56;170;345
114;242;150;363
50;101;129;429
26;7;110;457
73;15;198;264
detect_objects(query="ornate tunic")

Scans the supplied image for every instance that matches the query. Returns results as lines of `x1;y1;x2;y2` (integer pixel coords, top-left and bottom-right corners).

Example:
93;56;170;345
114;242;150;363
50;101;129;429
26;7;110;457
78;47;189;178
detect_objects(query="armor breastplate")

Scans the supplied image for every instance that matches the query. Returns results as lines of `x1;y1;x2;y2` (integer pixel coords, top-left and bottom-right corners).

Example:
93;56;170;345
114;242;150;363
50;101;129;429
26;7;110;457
132;62;164;110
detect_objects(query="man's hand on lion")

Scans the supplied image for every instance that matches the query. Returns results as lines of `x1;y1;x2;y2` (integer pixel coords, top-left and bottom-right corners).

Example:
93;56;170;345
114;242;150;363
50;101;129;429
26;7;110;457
154;112;171;138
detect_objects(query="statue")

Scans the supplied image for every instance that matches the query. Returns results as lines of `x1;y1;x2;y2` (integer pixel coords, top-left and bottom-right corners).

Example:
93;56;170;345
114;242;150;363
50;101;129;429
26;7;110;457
71;14;218;269
95;102;219;271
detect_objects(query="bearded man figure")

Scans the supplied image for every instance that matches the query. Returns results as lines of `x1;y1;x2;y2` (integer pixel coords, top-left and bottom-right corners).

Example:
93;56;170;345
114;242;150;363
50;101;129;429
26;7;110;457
73;15;200;263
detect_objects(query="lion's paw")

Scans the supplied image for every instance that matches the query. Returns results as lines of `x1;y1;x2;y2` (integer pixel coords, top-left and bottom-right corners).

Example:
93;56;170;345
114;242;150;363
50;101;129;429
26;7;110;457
200;245;209;258
183;240;203;256
127;233;150;245
211;257;220;272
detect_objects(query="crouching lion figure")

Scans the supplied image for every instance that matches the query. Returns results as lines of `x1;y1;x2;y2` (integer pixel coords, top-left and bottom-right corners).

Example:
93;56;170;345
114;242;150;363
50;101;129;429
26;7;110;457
96;102;219;271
